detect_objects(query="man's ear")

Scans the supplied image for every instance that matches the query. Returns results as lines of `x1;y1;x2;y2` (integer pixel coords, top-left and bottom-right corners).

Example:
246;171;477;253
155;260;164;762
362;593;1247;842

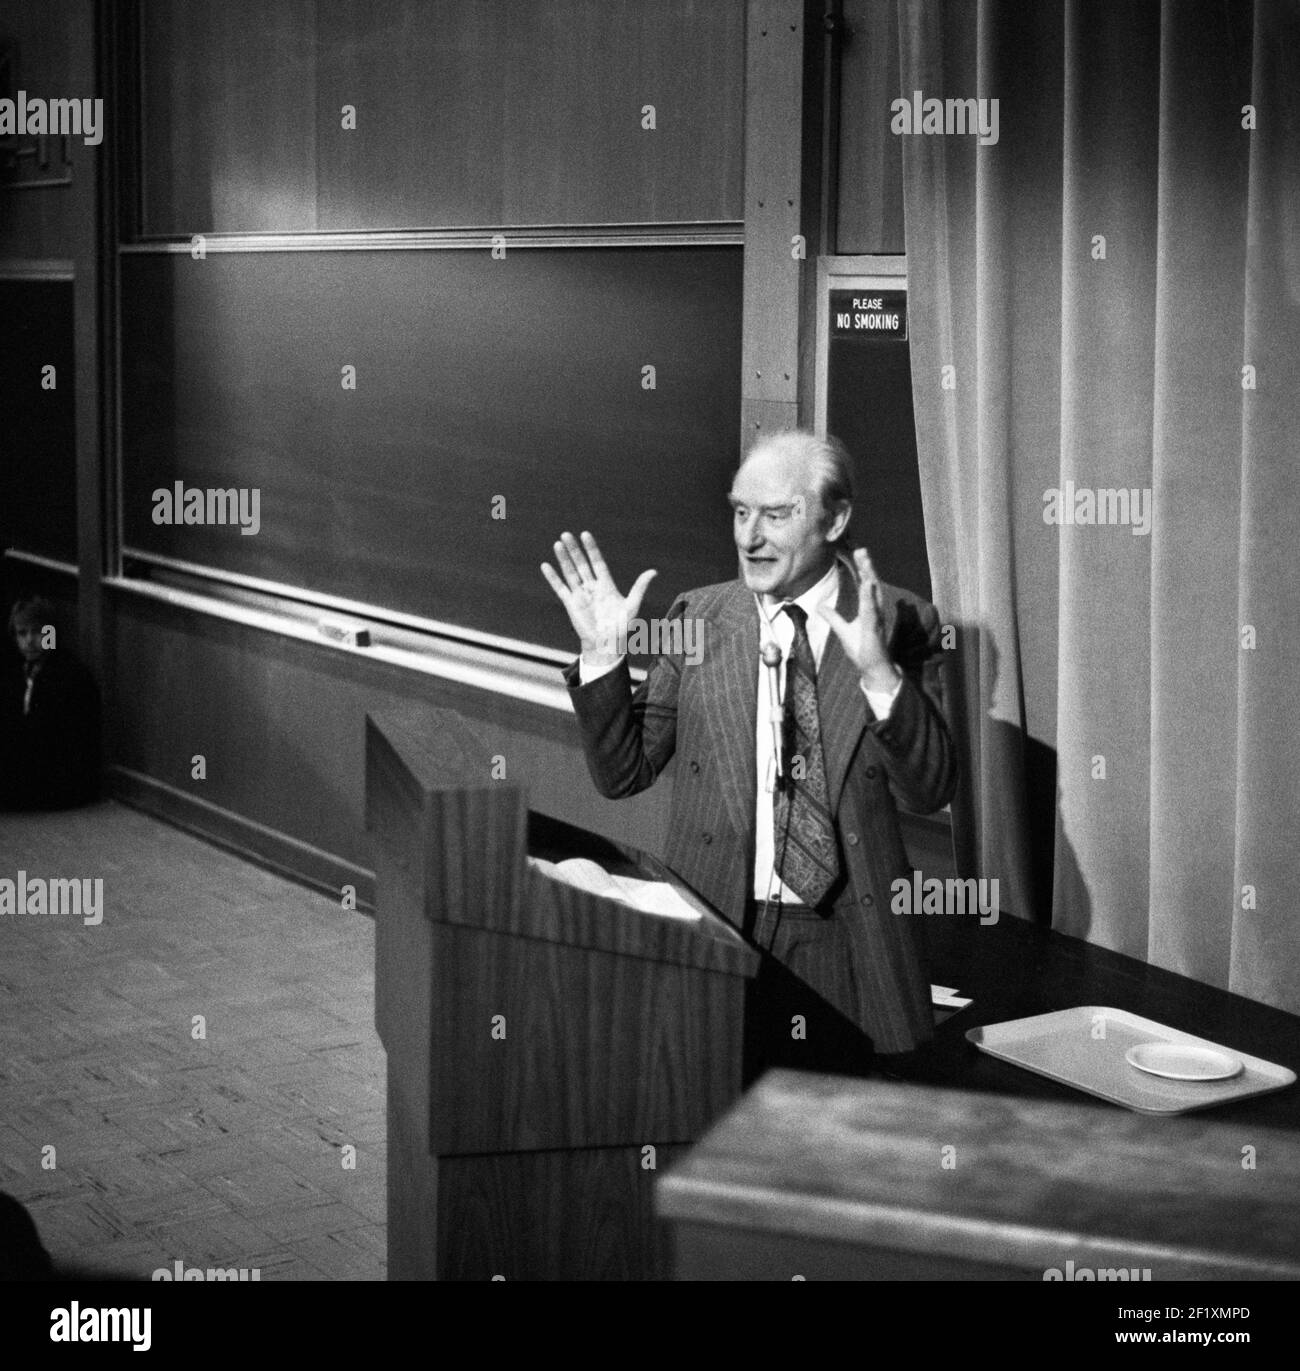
824;500;852;544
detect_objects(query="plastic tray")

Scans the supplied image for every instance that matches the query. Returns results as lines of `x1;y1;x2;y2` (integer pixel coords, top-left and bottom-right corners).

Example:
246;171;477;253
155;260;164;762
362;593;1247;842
966;1006;1297;1115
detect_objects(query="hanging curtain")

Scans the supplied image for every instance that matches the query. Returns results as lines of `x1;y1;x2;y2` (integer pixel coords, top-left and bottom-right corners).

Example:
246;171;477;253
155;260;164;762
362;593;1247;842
897;0;1300;1014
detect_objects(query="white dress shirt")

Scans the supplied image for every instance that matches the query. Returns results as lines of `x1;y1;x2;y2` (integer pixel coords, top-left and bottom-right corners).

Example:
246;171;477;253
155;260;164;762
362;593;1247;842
22;660;41;715
577;558;902;905
752;561;899;903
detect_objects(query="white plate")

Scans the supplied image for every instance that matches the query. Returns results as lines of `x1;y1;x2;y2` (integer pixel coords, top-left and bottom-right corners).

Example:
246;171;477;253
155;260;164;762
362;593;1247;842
1125;1041;1243;1082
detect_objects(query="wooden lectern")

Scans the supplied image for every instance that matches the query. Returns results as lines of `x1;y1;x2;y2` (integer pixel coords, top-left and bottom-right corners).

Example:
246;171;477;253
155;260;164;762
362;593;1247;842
366;708;759;1280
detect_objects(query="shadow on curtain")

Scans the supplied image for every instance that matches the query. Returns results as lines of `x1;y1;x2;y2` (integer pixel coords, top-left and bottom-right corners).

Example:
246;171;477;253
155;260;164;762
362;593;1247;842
897;0;1300;1014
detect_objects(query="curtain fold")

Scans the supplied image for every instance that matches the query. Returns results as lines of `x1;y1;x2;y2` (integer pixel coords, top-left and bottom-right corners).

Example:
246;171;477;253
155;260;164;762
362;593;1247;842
897;0;1300;1013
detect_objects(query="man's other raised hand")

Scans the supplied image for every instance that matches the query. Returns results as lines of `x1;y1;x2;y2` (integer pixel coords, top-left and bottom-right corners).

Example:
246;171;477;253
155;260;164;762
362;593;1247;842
540;531;657;671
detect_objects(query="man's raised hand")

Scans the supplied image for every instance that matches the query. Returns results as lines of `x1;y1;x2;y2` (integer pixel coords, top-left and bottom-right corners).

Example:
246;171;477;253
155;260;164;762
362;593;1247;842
818;546;901;693
541;531;656;669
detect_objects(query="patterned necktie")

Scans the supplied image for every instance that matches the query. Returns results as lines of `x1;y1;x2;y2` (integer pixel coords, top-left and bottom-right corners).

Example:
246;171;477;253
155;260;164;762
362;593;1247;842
773;604;841;905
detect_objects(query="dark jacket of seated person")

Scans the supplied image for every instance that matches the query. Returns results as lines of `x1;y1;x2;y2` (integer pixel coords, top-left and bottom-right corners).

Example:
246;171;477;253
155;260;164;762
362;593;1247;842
1;597;101;810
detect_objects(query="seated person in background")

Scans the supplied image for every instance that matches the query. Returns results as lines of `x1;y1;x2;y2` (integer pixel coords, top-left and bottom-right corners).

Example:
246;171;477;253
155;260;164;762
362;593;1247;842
0;594;101;810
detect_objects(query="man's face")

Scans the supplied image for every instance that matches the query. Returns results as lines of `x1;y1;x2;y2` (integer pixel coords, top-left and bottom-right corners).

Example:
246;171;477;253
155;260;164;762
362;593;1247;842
729;445;844;602
13;622;45;663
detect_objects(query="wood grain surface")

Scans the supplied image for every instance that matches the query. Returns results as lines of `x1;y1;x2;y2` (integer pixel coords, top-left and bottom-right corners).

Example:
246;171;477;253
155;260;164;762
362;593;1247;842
368;709;757;1278
659;1069;1300;1280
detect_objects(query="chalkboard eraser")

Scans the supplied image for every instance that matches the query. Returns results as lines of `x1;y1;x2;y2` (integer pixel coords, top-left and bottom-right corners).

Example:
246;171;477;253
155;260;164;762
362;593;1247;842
318;616;371;648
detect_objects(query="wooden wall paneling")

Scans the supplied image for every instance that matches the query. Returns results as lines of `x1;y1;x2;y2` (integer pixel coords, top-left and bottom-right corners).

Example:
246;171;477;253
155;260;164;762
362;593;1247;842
0;280;77;562
500;0;745;227
110;764;376;907
138;0;744;235
139;0;318;235
0;0;83;259
0;0;98;658
74;0;106;668
835;0;905;254
81;0;141;682
315;0;507;231
106;593;672;873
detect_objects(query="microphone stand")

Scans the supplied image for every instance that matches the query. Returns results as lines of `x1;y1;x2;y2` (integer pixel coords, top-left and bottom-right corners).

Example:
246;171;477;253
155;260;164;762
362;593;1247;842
760;640;785;788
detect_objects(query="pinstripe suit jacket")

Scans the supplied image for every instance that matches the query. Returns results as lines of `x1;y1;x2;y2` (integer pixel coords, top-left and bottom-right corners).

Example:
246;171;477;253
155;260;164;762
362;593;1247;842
562;556;957;1053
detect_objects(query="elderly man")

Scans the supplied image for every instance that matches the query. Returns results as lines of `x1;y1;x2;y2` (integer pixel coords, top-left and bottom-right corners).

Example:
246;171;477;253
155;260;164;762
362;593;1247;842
541;430;956;1077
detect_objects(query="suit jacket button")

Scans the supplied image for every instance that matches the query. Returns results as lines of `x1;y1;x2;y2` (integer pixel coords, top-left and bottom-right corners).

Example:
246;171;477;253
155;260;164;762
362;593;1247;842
689;760;700;774
861;892;874;906
702;832;713;845
864;766;877;780
845;832;859;846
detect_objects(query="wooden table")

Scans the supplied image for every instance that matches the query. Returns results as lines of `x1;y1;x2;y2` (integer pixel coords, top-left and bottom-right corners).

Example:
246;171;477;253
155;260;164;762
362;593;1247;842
658;1070;1300;1280
658;913;1300;1280
917;911;1300;1131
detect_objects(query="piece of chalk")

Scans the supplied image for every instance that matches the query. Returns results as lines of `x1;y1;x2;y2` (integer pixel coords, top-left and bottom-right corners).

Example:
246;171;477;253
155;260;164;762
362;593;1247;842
318;617;371;647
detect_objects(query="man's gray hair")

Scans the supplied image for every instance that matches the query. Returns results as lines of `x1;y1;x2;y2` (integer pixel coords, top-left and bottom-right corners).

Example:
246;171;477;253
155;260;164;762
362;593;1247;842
740;429;855;542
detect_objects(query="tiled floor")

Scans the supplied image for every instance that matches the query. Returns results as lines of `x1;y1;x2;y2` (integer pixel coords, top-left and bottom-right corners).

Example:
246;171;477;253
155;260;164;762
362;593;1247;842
0;801;386;1280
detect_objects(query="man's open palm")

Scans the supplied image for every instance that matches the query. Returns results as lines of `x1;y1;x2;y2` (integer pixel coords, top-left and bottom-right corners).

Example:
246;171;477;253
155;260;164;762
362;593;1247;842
818;546;900;690
541;531;656;665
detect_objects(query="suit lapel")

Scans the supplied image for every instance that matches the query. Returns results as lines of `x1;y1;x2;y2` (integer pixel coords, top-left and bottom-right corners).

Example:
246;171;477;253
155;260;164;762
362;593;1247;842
695;558;899;828
817;555;897;811
698;581;758;837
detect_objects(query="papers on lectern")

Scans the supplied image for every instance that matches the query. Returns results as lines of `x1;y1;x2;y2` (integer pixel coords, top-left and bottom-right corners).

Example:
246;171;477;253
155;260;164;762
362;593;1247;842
528;856;703;921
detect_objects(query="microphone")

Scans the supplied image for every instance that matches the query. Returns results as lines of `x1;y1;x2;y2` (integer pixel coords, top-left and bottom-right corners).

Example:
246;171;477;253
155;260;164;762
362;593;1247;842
760;641;785;784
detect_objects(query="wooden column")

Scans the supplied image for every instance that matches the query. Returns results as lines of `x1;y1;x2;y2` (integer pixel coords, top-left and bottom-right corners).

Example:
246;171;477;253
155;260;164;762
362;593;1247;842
740;0;835;447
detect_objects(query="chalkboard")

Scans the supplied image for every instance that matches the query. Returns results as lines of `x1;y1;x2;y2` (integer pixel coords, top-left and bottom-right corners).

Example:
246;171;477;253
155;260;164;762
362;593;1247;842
0;279;77;565
826;287;931;603
119;247;743;652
